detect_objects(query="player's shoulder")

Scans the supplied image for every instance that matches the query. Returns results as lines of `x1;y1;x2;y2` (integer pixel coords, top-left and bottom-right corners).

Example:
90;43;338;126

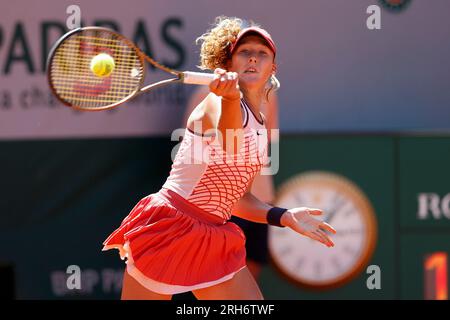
203;91;221;106
187;92;217;134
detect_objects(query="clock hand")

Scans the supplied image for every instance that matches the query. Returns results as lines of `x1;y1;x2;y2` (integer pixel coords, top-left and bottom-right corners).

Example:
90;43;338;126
325;198;346;224
324;208;338;224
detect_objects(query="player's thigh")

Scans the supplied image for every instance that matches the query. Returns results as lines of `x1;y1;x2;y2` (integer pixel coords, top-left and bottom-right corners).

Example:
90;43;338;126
121;269;172;300
192;267;263;300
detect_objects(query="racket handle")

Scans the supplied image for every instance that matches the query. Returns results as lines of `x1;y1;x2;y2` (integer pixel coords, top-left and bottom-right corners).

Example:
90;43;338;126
182;71;215;85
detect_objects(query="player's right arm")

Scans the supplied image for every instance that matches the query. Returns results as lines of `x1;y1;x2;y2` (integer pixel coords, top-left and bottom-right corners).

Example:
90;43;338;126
187;68;243;154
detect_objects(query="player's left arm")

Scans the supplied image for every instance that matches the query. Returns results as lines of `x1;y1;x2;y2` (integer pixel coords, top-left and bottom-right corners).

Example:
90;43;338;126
232;190;336;247
232;191;272;223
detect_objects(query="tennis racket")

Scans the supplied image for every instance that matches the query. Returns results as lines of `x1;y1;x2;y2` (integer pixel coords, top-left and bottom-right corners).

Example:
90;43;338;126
46;26;215;111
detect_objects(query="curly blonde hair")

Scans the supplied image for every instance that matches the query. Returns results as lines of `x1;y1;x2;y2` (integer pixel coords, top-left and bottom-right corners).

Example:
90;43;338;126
196;16;247;70
196;16;280;98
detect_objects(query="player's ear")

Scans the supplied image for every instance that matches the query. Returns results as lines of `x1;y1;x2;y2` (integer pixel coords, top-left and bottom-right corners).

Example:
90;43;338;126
272;63;277;75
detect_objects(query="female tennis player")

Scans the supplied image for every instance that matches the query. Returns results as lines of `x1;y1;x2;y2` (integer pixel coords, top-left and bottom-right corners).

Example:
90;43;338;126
182;85;279;286
103;16;336;300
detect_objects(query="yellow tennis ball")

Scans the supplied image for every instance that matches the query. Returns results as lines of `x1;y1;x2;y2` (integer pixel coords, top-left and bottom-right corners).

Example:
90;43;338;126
90;53;115;77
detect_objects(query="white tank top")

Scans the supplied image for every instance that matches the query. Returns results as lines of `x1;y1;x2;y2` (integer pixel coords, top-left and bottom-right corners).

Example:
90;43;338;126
162;99;269;220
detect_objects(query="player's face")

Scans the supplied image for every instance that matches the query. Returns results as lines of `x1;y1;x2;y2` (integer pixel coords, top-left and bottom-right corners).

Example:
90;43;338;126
228;35;276;90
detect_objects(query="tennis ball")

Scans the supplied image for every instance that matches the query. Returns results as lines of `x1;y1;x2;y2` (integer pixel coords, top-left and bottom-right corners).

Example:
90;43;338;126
90;53;115;77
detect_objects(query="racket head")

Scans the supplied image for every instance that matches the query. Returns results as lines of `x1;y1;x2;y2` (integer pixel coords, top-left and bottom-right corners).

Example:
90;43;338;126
47;27;146;111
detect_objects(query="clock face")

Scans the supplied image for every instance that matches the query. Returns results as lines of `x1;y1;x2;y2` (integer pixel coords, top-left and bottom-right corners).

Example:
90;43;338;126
269;171;377;290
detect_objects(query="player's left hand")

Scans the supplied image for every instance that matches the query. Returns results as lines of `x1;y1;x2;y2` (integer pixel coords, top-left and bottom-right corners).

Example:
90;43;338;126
281;207;337;247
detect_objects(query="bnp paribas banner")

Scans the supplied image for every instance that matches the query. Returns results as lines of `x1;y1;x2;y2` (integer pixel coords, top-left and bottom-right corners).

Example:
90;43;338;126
2;0;450;139
0;1;198;139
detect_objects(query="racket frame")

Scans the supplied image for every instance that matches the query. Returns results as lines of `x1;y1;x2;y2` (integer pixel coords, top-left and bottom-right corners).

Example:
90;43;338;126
46;26;186;111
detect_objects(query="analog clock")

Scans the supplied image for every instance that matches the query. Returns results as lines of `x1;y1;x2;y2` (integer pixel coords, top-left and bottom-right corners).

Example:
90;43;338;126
269;171;377;290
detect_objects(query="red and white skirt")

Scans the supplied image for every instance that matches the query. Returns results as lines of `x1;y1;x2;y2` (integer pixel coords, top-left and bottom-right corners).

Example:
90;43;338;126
102;187;247;295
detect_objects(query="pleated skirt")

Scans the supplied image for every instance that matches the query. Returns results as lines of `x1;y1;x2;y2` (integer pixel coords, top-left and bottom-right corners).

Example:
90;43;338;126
102;187;247;294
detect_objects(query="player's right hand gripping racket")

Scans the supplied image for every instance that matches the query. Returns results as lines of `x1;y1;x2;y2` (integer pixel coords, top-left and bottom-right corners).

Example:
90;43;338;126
47;26;215;111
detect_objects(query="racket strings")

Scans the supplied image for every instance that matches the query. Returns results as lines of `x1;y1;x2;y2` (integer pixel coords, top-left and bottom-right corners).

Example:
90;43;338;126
77;35;176;76
49;29;145;109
